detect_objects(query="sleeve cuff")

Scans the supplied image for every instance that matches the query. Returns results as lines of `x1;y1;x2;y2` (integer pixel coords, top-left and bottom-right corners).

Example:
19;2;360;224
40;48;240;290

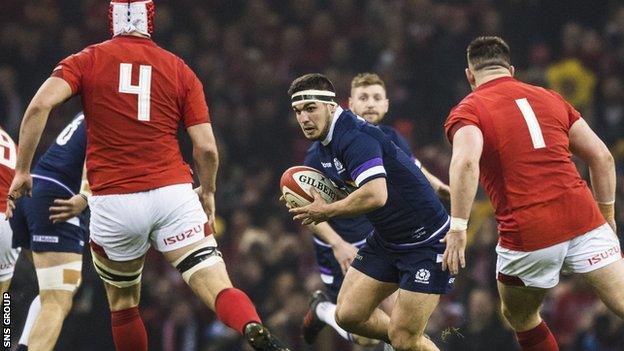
354;165;386;187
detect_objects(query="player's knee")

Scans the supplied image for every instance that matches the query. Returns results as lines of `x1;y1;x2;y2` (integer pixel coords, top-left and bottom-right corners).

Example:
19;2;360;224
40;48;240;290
334;302;366;332
105;282;141;311
389;328;427;351
40;290;75;317
501;303;538;331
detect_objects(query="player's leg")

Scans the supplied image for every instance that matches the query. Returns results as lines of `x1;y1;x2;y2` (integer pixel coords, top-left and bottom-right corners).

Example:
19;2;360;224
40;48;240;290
28;251;82;351
17;294;40;351
566;224;624;317
154;184;289;350
387;241;453;351
496;243;565;351
161;235;290;350
334;267;397;342
88;191;153;351
582;259;624;317
302;244;378;345
387;290;439;351
91;248;147;351
0;213;20;293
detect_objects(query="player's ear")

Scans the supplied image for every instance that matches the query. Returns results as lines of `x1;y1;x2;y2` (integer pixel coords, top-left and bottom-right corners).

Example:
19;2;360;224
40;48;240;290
509;65;515;77
465;68;476;86
348;97;354;110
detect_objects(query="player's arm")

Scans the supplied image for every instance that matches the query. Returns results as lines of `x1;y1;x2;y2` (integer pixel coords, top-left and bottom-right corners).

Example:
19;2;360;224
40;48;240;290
569;119;616;230
290;178;387;224
49;162;89;223
6;77;72;218
16;77;72;174
442;125;483;275
187;123;219;224
308;222;358;274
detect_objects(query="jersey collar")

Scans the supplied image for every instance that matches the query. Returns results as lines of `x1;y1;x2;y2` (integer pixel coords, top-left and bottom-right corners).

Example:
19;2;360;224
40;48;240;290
321;106;343;146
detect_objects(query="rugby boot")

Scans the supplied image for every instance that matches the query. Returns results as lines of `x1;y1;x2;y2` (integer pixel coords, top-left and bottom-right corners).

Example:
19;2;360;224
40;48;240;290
244;322;291;351
301;290;329;344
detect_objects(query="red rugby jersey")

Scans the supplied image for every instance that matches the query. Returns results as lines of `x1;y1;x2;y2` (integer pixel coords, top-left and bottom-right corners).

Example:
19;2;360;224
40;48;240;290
445;77;605;251
52;35;210;195
0;127;16;213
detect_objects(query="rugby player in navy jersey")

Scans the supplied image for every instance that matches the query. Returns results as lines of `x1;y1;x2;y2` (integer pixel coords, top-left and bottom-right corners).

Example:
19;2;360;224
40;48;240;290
300;73;449;347
10;113;89;351
288;73;453;351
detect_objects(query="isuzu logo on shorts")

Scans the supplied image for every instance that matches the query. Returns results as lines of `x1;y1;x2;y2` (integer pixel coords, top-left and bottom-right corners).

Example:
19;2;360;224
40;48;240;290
587;245;621;266
415;268;431;284
162;225;202;246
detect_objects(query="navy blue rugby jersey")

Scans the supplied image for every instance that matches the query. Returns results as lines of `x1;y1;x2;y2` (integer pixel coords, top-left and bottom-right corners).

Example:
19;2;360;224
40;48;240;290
377;124;422;168
304;123;421;246
33;112;86;195
315;107;448;249
304;142;373;246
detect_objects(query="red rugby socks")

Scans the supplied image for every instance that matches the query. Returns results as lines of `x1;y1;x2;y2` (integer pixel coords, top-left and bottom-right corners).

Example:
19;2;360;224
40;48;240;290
215;288;262;334
111;307;148;351
516;321;559;351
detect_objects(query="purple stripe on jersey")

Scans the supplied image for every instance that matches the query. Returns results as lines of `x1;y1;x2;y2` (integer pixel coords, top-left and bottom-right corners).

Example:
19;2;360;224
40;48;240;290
318;266;333;275
351;157;383;181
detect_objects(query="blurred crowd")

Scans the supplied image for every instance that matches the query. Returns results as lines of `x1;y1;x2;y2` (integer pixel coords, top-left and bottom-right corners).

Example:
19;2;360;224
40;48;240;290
2;0;624;350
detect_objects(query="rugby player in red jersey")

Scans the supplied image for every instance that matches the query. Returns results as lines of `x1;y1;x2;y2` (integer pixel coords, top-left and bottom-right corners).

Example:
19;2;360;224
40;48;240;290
6;1;289;350
443;36;624;351
0;126;18;295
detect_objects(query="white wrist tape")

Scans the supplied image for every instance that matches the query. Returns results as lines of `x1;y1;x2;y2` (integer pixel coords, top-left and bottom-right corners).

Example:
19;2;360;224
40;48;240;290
450;217;468;231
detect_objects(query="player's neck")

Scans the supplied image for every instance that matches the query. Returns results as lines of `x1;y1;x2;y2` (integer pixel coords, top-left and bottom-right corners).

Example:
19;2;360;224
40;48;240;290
474;70;512;88
123;31;150;39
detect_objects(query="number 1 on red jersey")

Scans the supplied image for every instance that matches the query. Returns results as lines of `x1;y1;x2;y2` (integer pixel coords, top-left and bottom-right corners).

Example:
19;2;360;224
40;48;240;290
118;63;152;121
515;98;546;149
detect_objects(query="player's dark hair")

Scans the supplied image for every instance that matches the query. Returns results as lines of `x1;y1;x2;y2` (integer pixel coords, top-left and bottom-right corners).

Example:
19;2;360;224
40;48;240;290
287;73;336;96
466;36;511;71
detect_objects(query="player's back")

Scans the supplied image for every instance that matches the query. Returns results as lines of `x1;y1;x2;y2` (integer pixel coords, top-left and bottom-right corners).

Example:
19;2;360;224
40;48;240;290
34;113;86;195
54;35;209;195
449;77;604;250
0;127;16;213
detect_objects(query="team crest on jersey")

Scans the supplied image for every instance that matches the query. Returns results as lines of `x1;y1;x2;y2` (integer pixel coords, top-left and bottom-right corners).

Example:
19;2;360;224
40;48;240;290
333;158;345;173
415;268;431;284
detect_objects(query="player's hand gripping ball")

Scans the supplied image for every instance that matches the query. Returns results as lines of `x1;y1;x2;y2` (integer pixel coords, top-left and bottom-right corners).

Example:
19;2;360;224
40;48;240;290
280;166;344;208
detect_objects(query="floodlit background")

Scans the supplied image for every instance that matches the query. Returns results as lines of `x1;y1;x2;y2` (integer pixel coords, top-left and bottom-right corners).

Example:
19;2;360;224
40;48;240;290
2;1;624;350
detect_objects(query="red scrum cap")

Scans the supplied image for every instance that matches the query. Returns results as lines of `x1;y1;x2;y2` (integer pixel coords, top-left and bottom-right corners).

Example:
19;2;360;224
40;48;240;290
108;0;155;37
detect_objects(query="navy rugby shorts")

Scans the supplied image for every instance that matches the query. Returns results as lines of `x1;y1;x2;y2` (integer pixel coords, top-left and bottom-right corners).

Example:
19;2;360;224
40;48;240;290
351;233;454;294
11;194;88;254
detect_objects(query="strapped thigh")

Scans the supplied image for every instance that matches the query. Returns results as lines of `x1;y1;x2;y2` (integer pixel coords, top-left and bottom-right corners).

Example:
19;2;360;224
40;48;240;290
172;241;224;284
91;252;143;288
36;261;82;292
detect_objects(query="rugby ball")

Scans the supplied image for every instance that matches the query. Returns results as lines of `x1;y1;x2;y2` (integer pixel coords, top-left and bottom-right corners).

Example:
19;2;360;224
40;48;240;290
280;166;343;208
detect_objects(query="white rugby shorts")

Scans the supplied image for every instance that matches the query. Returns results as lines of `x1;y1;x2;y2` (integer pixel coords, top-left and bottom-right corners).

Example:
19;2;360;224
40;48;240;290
496;223;622;289
0;214;20;280
89;184;210;261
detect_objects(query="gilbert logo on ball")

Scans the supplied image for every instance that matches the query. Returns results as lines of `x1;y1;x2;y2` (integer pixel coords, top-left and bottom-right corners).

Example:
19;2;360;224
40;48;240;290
280;166;344;208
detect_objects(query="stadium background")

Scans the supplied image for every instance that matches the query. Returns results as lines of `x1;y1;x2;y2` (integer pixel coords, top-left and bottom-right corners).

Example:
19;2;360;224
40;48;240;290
1;0;624;350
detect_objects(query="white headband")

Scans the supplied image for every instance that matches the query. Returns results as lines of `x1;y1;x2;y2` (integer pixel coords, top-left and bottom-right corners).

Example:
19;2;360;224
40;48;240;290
291;89;337;107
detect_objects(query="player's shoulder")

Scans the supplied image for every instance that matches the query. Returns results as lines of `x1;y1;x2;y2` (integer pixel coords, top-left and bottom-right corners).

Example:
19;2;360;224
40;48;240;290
377;124;398;136
451;91;479;113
